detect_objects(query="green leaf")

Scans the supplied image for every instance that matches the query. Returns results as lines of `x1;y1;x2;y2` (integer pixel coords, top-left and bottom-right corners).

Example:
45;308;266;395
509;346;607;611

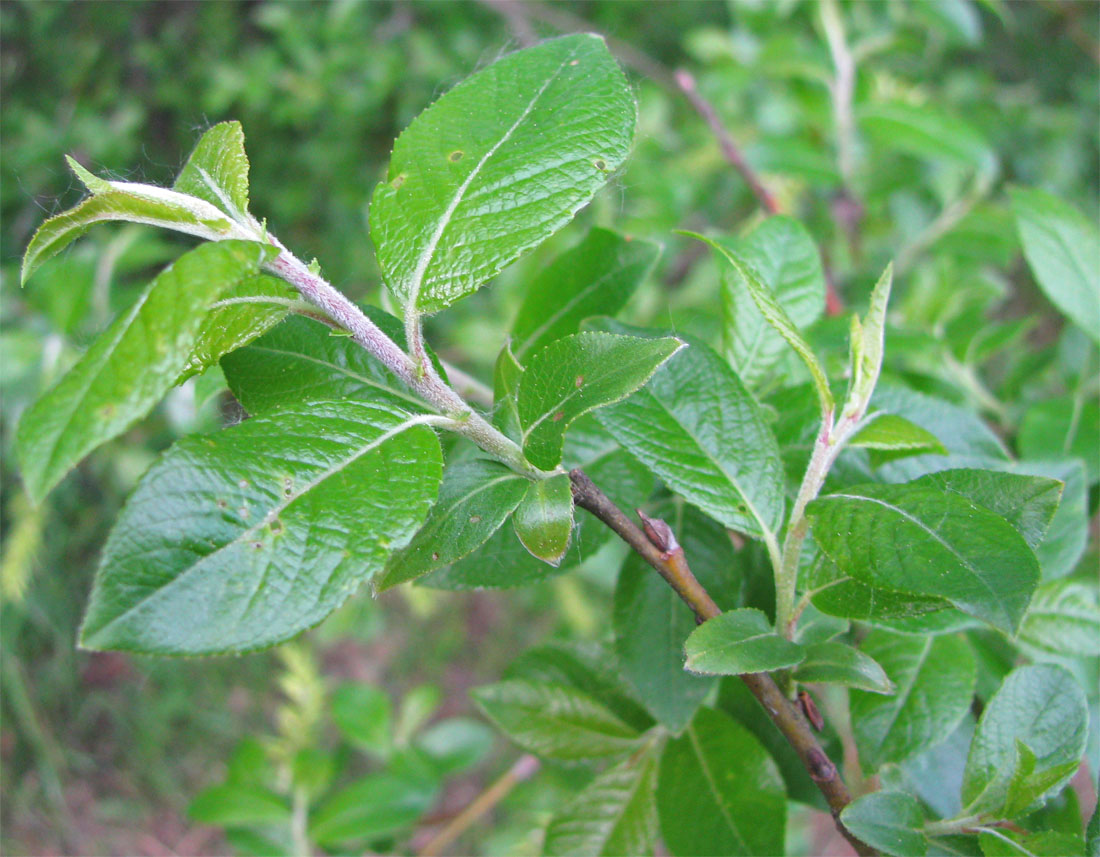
1011;187;1100;343
656;707;786;856
1018;579;1100;659
979;830;1087;857
173;121;251;216
518;331;682;470
415;718;493;775
719;216;825;388
512;228;660;359
962;664;1088;816
1019;395;1100;484
1016;460;1088;580
505;641;654;733
850;413;946;467
370;34;635;316
79;403;443;654
844;264;894;420
543;746;659;857
684;609;805;676
513;473;574;565
493;341;525;440
179;273;296;381
378;458;528;590
331;683;392;757
472;679;643;760
222;309;432;416
913;469;1063;551
808;482;1040;632
188;783;290;827
859;102;997;174
16;240;273;503
562;414;656;515
793;640;894;694
596;335;785;539
684;231;833;416
613;504;739;732
23;161;249;284
309;773;436;847
840;791;927;857
851;630;976;770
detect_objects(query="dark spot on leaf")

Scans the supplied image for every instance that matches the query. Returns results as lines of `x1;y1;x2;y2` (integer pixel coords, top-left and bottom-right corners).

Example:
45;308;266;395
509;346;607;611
593;159;607;170
391;173;406;189
448;150;464;162
553;411;565;422
575;375;584;388
100;404;115;419
269;519;283;535
431;551;440;561
216;499;228;510
251;541;263;550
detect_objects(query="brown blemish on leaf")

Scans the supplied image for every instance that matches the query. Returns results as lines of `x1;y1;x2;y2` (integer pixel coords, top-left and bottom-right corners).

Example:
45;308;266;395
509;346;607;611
448;150;464;162
552;411;565;422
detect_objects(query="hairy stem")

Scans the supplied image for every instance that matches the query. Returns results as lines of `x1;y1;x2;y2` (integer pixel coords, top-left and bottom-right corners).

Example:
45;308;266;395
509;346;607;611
569;469;876;857
266;242;548;478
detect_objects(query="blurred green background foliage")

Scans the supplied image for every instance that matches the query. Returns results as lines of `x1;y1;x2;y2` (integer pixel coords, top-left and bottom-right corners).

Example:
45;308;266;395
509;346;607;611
1;1;1096;854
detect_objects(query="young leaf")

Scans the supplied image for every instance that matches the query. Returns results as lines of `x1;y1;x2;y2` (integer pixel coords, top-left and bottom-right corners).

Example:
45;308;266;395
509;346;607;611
843;264;894;420
656;707;786;857
22;162;253;284
1011;187;1100;344
492;341;525;440
684;609;806;676
378;458;528;590
808;483;1040;632
719;216;826;388
543;746;659;857
913;469;1063;551
596;335;785;539
684;231;834;416
512;228;660;359
370;34;635;316
308;773;436;847
16;240;273;503
179;273;297;381
962;664;1088;817
849;413;946;467
173;120;251;217
518;331;682;470
79;403;443;655
513;473;574;566
614;505;739;732
471;679;644;760
222;309;432;416
839;791;927;857
850;630;976;770
792;640;894;694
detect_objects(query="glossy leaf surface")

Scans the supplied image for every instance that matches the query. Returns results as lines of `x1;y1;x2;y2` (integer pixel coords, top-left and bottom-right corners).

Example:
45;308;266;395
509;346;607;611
173;120;251;216
80;403;442;654
472;679;643;760
513;473;574;565
518;331;681;469
543;747;659;857
684;609;805;676
851;630;976;770
370;35;634;315
597;335;784;538
656;707;786;856
378;458;528;590
808;482;1039;632
17;240;272;502
719;216;825;387
792;640;894;694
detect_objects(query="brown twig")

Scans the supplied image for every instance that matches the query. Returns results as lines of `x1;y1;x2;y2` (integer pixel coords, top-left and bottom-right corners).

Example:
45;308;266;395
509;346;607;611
418;754;541;857
674;69;780;216
569;469;876;857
